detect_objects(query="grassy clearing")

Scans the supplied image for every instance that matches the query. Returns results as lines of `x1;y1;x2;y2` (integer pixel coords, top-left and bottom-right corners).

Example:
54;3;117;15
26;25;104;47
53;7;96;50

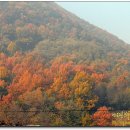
112;111;130;126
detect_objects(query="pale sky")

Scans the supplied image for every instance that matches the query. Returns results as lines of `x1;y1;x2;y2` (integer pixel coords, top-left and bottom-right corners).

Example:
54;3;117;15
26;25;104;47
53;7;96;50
56;2;130;44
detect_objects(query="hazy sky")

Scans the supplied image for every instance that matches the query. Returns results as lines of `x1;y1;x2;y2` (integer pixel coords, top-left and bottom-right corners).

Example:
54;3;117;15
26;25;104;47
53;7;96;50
56;2;130;44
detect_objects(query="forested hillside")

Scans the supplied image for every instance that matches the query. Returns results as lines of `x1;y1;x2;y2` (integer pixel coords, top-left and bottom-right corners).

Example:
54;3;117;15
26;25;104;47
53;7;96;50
0;2;130;126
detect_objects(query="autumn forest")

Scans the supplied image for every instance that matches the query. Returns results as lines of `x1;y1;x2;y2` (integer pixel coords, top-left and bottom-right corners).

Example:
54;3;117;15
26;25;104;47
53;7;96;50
0;2;130;126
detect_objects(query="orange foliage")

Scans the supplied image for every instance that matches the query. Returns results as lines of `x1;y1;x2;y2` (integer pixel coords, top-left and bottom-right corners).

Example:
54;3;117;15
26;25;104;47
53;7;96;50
91;73;106;83
92;106;112;126
0;80;6;87
54;101;64;110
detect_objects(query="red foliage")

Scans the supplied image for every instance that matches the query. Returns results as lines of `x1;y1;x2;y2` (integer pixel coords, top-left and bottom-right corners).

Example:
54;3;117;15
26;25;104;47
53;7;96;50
92;106;112;126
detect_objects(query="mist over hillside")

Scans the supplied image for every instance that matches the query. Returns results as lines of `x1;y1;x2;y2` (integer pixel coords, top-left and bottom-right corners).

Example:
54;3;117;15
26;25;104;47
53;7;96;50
0;2;130;126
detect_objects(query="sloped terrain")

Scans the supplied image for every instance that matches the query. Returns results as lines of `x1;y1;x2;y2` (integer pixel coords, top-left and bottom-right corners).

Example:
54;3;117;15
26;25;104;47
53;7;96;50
0;2;130;126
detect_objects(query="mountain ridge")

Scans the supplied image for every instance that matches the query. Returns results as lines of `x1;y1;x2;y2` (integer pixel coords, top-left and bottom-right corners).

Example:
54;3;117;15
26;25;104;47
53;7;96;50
0;1;129;62
0;2;130;126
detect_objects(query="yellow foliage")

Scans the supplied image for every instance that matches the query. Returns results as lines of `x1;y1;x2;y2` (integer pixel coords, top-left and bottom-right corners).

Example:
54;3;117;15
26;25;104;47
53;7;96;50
86;96;98;110
0;66;8;78
76;97;83;108
81;113;92;126
70;71;91;96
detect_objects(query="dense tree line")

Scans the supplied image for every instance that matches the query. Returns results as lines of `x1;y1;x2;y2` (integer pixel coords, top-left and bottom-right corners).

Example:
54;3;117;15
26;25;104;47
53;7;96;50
0;2;130;126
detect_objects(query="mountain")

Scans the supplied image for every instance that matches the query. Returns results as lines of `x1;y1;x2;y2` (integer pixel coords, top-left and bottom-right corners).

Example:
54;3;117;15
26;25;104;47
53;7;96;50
0;2;130;62
0;2;130;126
